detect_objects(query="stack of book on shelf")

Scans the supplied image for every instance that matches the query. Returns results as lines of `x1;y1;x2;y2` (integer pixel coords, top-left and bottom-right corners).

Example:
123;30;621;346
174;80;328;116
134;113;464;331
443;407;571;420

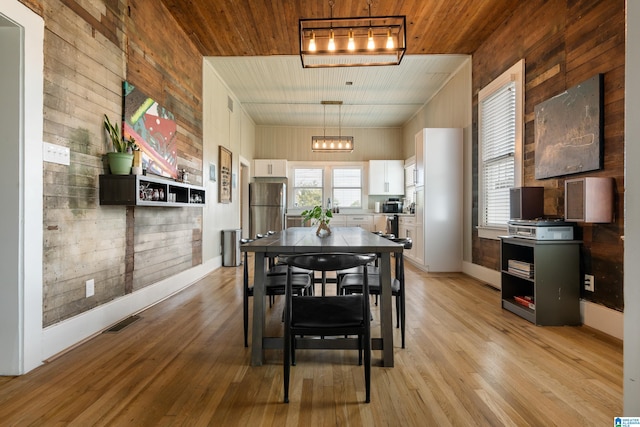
513;295;535;310
507;259;534;279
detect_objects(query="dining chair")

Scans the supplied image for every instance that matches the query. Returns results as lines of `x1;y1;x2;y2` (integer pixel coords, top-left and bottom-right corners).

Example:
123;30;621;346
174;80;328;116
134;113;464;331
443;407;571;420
279;252;377;403
338;237;412;348
240;239;312;348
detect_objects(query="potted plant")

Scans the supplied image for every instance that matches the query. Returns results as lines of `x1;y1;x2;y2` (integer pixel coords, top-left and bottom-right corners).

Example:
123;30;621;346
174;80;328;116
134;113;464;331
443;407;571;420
104;114;137;175
301;205;333;236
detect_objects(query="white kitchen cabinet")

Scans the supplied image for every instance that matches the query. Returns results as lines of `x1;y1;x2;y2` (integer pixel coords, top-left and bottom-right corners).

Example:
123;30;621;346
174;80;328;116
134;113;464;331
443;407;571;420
398;216;416;262
412;128;463;272
346;215;374;231
253;159;288;177
369;160;404;195
330;215;347;227
330;214;374;231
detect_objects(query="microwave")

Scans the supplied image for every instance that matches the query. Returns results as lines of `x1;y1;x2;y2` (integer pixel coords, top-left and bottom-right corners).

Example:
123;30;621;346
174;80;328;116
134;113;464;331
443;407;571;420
382;202;403;213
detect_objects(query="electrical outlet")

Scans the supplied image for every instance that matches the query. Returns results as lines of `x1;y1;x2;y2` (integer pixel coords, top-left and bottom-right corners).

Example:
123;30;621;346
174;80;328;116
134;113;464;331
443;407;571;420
584;274;595;292
86;279;95;297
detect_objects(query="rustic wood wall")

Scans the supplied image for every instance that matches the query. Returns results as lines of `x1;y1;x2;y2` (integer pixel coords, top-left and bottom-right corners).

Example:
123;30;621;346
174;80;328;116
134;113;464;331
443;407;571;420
19;0;204;326
472;0;625;310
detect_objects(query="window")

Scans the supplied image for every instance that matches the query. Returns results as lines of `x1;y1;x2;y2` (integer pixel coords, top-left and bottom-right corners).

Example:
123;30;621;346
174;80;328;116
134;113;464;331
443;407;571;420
293;168;323;208
478;59;524;238
332;168;362;208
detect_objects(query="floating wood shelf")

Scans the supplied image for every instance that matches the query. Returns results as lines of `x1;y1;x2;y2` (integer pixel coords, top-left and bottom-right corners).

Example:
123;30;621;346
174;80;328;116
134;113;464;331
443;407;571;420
99;174;205;207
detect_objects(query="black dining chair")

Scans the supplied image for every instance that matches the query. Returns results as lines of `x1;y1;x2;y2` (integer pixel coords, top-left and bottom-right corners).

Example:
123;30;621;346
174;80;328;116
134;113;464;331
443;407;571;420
240;239;312;348
338;237;412;348
280;252;377;404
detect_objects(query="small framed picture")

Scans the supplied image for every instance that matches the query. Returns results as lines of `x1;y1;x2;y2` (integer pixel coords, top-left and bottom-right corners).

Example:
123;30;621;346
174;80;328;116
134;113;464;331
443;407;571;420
219;146;232;203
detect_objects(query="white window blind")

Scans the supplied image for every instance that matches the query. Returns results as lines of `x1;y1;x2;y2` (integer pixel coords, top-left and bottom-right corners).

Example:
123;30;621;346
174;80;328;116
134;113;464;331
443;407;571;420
293;168;323;208
332;168;362;208
480;80;516;227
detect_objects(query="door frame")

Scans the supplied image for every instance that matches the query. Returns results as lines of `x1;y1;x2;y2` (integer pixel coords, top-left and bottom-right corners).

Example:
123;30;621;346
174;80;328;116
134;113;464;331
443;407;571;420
0;1;44;375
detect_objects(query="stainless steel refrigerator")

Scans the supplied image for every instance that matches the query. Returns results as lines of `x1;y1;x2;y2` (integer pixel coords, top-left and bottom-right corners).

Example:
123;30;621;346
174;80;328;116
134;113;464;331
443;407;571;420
249;182;286;238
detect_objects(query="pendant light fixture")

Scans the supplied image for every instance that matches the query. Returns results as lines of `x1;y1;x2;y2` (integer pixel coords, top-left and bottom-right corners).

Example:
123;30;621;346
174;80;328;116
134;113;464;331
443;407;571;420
299;0;406;68
312;101;354;153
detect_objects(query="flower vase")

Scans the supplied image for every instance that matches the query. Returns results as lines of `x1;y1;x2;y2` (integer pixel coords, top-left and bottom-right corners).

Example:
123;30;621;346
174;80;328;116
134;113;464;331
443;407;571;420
316;221;332;237
107;152;134;175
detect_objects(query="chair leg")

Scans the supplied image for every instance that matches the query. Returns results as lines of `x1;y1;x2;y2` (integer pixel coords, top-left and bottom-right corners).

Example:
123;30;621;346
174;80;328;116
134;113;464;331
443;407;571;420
396;294;400;329
358;335;363;365
364;332;371;403
292;336;297;366
284;342;290;403
243;292;249;348
401;290;406;349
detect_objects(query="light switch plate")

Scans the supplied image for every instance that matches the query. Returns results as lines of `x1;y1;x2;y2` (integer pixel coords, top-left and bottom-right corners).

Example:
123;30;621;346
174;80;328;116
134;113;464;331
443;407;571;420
43;142;70;165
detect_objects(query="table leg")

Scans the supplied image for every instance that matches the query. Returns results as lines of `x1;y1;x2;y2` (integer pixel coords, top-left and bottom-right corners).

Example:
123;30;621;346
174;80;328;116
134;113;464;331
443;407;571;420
378;252;394;367
251;251;266;366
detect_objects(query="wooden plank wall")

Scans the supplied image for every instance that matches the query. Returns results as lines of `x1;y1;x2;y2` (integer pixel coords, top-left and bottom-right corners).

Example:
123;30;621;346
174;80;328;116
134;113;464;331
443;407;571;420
19;0;204;327
471;0;625;310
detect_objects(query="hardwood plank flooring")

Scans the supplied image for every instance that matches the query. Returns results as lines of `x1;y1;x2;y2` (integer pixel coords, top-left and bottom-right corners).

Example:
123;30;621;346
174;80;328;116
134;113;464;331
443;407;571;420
0;259;622;426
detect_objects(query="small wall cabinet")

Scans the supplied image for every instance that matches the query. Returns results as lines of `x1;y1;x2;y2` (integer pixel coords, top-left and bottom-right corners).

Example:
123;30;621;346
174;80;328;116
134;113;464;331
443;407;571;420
253;159;288;177
369;160;404;195
500;236;581;326
99;174;206;207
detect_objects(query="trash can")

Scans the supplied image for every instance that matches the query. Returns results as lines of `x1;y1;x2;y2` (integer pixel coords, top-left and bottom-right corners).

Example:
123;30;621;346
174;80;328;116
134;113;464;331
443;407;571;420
222;229;242;267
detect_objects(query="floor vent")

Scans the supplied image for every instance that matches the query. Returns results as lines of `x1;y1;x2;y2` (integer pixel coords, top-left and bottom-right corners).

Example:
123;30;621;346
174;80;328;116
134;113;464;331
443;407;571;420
484;283;500;292
103;315;141;333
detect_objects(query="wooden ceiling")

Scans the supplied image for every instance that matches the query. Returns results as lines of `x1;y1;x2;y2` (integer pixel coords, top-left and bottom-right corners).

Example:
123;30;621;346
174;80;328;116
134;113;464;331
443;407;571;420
160;0;521;57
159;0;521;128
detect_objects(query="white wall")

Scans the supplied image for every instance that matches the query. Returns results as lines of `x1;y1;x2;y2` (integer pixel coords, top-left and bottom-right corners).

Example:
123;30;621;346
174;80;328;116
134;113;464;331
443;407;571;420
624;0;640;415
202;59;255;263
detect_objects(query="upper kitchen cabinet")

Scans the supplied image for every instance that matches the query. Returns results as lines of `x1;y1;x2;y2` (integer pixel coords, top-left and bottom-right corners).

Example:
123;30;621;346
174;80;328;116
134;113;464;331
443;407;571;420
369;160;404;195
253;159;288;178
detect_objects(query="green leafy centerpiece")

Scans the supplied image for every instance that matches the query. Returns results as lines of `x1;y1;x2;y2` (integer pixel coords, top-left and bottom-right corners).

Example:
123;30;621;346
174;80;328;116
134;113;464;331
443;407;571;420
302;205;333;236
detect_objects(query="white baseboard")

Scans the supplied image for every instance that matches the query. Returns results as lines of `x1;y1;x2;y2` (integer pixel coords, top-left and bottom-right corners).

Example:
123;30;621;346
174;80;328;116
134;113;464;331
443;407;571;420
462;261;623;340
42;256;222;362
581;299;623;340
462;261;501;288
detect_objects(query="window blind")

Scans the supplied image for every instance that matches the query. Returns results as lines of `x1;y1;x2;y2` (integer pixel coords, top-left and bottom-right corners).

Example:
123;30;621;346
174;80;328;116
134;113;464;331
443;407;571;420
480;80;516;227
332;168;362;208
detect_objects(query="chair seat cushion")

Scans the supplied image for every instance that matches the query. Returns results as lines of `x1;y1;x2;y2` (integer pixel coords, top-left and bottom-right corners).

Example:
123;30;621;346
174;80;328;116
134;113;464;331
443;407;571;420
339;274;400;294
292;295;363;328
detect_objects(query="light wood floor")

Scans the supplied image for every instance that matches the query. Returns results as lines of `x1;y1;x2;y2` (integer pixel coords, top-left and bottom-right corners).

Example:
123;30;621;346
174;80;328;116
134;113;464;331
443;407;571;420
0;260;622;426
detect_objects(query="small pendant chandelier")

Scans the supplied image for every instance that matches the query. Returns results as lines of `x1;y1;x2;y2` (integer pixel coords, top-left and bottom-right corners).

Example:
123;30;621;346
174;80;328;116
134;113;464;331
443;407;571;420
312;101;354;153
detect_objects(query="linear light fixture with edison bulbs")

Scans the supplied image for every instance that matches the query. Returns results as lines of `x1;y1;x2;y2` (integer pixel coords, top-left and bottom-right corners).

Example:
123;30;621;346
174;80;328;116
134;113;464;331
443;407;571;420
312;101;354;153
299;0;406;68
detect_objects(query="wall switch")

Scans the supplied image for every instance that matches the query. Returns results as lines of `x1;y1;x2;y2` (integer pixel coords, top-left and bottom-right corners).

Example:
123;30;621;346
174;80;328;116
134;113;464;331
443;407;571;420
584;274;595;292
85;279;95;297
43;142;70;165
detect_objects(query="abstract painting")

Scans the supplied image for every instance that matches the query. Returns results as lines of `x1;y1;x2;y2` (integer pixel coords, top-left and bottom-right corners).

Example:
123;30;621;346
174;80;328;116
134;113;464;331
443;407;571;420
122;81;178;179
534;74;603;179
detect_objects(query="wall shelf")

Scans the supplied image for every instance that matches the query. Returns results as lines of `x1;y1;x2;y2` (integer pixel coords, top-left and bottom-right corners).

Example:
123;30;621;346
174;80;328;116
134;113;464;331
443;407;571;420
99;174;206;207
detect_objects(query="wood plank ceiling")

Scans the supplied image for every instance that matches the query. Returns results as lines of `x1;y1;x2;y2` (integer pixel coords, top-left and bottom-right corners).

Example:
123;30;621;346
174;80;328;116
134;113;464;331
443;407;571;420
160;0;521;127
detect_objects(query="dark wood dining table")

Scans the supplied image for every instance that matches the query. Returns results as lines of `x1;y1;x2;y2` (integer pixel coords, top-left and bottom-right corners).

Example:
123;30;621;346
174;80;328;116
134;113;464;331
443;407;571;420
240;226;403;367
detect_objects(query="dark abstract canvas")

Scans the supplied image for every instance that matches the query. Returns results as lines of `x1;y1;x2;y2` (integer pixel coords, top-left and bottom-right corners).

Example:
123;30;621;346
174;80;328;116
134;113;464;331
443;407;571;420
534;74;603;179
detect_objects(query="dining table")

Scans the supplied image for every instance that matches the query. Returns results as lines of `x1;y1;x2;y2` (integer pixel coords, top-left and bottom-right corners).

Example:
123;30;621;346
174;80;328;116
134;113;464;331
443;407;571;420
240;226;403;367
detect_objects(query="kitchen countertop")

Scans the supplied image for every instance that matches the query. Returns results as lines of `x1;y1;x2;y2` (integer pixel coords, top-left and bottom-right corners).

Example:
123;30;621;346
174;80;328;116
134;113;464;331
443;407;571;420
286;211;415;216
